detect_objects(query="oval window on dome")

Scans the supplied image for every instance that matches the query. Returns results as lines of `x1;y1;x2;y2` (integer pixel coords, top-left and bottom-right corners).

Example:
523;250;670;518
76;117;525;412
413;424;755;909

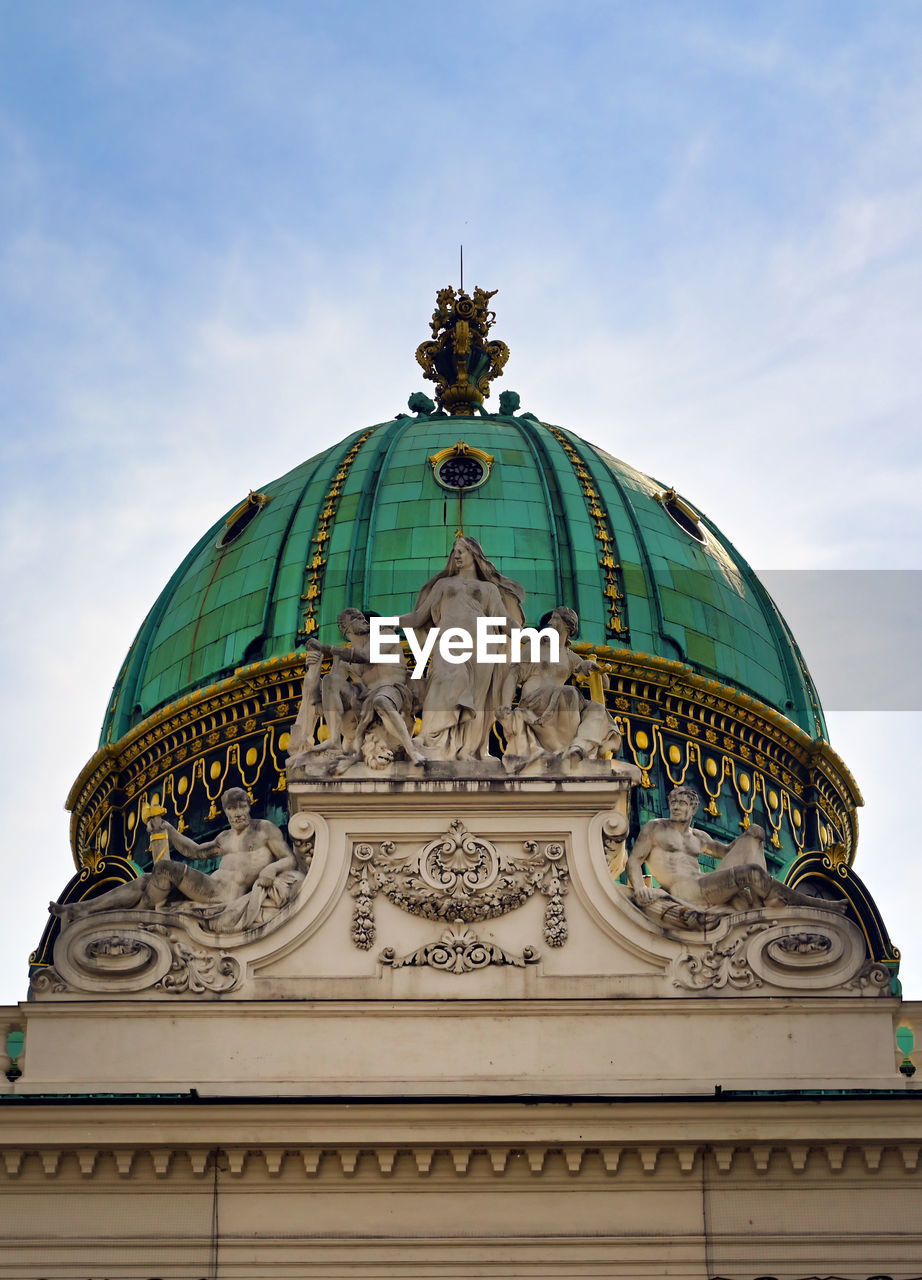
438;455;485;489
657;488;707;545
217;491;271;548
429;441;493;492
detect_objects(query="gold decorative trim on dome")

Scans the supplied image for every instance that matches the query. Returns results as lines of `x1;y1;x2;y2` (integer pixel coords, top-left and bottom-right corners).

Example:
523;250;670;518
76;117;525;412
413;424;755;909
298;426;380;641
572;642;862;864
65;653;305;869
66;642;862;876
545;425;629;640
416;287;510;416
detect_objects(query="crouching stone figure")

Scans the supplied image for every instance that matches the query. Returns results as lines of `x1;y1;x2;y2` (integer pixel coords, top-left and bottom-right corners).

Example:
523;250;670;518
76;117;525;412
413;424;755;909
498;606;622;772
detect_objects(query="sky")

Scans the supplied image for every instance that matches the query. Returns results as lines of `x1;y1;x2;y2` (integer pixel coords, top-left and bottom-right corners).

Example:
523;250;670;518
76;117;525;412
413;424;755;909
1;0;921;1006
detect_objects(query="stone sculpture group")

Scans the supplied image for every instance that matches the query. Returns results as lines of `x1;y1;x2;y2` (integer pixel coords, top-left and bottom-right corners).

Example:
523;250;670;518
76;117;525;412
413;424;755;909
47;538;851;991
287;536;623;774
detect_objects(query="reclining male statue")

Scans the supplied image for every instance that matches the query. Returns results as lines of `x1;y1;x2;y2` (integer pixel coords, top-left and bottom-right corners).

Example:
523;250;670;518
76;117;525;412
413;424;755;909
627;785;846;915
50;788;296;929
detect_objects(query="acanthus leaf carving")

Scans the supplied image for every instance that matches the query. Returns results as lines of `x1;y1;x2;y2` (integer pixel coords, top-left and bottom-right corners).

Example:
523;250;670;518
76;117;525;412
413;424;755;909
28;967;66;995
348;823;568;969
380;924;540;974
145;925;240;995
672;924;768;992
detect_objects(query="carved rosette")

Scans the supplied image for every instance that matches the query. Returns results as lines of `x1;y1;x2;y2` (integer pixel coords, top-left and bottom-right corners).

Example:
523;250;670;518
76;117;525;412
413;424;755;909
347;820;570;972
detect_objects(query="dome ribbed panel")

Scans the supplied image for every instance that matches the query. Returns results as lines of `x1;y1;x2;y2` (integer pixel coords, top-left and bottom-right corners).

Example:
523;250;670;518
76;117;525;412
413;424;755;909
587;442;826;737
101;413;827;746
327;416;573;634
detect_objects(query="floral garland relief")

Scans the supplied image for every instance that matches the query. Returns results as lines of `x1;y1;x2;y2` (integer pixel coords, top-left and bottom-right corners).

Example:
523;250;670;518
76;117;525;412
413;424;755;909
349;819;569;972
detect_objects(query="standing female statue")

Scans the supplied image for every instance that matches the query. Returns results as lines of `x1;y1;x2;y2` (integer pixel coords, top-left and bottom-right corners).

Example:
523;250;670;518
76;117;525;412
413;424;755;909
398;537;525;761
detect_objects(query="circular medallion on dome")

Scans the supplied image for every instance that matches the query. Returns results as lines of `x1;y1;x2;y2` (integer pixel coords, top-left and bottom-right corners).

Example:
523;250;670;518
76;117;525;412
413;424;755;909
430;441;493;492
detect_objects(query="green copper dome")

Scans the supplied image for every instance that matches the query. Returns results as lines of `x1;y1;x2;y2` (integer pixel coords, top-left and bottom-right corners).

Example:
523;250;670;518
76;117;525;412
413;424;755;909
102;409;825;745
60;290;857;893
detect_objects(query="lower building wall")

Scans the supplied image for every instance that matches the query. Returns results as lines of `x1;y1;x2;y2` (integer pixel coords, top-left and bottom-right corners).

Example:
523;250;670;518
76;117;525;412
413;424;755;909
1;1100;920;1280
6;997;909;1096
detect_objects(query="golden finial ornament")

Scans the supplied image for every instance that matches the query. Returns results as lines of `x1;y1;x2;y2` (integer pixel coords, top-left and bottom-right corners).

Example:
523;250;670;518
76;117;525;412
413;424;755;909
415;286;510;416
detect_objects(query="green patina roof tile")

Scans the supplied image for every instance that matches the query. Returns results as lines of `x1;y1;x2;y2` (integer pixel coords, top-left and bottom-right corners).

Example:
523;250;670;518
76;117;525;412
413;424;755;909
140;673;161;709
393;502;432;529
684;630;717;668
367;563;395;596
621;564;648;597
627;596;653;634
373;503;400;532
660;588;698;629
411;525;453;556
275;563;304;598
